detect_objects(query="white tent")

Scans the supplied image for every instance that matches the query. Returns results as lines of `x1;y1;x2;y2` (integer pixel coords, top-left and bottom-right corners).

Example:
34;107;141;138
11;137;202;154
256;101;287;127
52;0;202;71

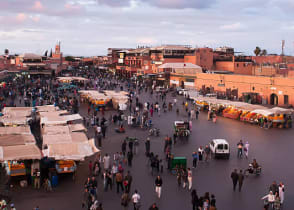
251;109;275;116
0;144;42;161
270;107;293;115
42;139;99;161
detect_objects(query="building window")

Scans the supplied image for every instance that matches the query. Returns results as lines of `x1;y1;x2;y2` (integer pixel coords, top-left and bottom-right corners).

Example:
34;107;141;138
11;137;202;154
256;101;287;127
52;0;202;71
236;63;239;67
284;95;289;105
186;78;195;82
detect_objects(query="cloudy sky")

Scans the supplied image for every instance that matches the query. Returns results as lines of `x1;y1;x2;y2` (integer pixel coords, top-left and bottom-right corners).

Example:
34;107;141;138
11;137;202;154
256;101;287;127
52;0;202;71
0;0;293;56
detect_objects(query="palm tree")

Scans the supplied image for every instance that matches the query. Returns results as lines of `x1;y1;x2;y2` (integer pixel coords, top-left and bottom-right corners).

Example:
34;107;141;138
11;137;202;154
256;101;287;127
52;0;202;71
254;47;261;56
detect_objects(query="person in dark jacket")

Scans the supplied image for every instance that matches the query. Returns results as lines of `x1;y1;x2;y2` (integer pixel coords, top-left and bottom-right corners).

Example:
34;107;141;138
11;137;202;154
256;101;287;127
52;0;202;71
127;151;133;167
231;169;239;191
238;170;244;192
149;203;159;210
122;140;127;156
191;189;199;210
155;176;163;198
145;138;150;156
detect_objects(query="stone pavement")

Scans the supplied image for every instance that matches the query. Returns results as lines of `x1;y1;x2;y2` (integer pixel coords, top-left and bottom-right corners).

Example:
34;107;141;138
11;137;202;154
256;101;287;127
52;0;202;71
11;89;294;210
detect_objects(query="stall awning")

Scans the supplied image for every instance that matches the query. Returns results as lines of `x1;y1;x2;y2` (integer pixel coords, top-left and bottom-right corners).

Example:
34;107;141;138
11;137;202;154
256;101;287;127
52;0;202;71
0;134;36;146
0;144;42;161
42;139;99;161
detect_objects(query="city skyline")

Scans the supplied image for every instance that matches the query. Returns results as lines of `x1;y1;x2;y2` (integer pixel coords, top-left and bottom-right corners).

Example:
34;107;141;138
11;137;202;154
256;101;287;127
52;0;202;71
0;0;294;56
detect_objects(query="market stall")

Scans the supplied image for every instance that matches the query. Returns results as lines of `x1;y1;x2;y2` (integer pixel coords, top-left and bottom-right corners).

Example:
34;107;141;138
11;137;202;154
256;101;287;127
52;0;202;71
191;96;293;128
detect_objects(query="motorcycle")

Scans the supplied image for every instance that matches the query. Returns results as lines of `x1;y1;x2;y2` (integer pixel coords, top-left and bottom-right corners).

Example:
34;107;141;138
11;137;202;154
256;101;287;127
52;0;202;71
245;164;262;176
149;128;160;136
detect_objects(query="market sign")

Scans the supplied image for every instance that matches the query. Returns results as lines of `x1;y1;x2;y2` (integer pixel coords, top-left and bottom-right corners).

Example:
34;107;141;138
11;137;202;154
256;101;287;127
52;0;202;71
184;82;194;86
170;80;179;85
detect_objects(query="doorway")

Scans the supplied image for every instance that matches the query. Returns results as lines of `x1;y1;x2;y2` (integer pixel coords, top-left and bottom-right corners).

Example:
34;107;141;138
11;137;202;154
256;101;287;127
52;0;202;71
270;93;278;105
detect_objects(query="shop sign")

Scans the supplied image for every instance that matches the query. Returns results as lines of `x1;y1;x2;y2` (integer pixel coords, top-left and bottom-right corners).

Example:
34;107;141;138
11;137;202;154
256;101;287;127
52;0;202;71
170;80;179;85
184;82;194;86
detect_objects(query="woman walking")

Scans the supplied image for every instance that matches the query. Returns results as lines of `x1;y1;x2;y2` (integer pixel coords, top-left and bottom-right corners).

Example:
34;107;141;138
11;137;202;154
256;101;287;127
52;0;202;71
191;189;199;210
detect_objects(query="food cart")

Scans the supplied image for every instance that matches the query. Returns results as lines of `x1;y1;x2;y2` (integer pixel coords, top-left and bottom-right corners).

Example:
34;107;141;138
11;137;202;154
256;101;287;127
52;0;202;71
174;121;190;139
55;160;77;180
171;156;187;174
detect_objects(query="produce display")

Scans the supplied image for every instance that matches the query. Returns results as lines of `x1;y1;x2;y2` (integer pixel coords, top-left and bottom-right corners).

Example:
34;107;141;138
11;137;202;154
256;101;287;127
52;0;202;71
222;107;242;119
56;160;76;174
8;161;26;176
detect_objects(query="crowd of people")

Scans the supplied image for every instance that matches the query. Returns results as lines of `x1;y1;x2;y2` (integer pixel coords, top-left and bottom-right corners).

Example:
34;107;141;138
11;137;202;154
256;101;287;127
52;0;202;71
0;67;288;210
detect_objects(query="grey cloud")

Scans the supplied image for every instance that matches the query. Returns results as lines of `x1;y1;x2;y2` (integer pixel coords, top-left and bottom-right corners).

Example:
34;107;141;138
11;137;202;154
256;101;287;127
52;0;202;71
140;0;216;9
96;0;131;7
95;0;215;9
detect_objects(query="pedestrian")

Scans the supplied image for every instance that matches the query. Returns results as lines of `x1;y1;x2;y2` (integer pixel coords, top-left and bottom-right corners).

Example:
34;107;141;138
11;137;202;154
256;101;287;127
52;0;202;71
125;171;133;193
261;191;275;209
116;171;124;193
191;189;199;210
10;203;16;210
182;169;188;189
90;176;98;199
97;132;102;147
155;175;163;198
187;168;192;190
269;181;279;195
279;182;285;205
103;154;110;171
149;203;159;210
274;193;281;210
33;169;40;189
129;140;133;153
196;109;199;120
122;140;127;156
210;194;216;207
244;141;249;159
237;140;243;158
204;145;211;162
121;191;130;210
238;170;244;192
231;169;238;191
110;163;117;183
192;152;198;168
198;146;204;162
145;138;151;156
127;151;133;167
105;171;113;191
132;190;141;210
82;188;92;209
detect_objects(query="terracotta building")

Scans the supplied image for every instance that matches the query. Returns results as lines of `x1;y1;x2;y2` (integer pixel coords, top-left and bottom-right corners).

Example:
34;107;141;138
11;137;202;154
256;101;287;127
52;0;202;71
170;72;294;106
184;48;214;70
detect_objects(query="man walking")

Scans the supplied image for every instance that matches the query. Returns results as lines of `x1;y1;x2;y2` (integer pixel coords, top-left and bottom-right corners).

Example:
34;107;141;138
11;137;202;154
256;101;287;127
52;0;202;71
115;171;124;193
155;175;163;198
230;169;238;191
192;152;198;168
132;190;141;210
125;171;133;193
149;203;159;210
145;138;150;156
187;168;193;190
238;170;244;192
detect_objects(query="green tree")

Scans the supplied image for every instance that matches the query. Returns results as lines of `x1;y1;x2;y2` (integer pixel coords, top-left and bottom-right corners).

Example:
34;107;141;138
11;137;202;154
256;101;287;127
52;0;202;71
260;49;267;56
65;56;75;62
254;46;261;56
